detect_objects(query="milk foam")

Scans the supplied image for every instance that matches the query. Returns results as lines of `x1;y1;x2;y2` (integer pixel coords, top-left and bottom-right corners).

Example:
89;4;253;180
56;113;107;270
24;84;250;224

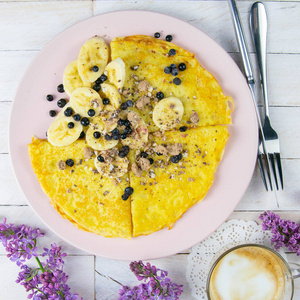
209;247;285;300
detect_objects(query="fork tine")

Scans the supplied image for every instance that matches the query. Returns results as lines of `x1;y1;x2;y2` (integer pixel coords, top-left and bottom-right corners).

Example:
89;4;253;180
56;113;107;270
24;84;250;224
275;153;284;189
257;154;268;191
269;153;279;190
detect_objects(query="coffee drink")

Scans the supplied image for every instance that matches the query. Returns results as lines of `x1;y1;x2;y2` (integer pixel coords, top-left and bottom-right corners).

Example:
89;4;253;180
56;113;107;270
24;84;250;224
208;246;286;300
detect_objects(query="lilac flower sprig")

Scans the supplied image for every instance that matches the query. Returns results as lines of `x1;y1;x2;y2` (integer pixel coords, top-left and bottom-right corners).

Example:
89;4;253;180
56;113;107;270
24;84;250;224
260;211;300;255
118;260;183;300
0;219;82;300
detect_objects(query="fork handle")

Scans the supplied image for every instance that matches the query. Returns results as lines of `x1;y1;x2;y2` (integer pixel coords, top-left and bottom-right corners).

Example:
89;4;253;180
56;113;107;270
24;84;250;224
250;2;270;119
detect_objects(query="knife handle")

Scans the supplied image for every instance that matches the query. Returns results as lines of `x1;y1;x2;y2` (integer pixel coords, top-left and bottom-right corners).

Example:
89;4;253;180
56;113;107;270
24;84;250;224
228;0;254;83
250;2;270;119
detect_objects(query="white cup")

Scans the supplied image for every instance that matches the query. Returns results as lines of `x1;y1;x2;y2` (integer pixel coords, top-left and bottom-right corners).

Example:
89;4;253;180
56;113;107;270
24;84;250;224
206;244;300;300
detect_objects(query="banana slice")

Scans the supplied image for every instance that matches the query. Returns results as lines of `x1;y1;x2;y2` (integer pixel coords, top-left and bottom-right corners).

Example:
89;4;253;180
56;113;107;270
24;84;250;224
100;83;122;109
86;116;118;151
89;113;118;134
47;116;83;147
121;111;148;149
104;57;126;89
70;87;103;118
63;60;92;96
152;97;184;130
78;37;109;83
94;153;129;178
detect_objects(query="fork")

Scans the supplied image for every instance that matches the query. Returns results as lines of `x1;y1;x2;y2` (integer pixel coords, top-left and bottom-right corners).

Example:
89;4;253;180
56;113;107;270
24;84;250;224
250;1;283;190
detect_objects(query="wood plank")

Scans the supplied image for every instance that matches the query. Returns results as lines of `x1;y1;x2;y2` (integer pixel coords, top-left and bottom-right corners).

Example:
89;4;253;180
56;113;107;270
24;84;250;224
0;255;94;299
0;1;92;51
229;53;300;107
93;1;300;54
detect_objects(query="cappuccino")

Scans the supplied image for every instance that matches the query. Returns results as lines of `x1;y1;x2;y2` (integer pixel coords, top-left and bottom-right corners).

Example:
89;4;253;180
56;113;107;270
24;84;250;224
208;246;285;300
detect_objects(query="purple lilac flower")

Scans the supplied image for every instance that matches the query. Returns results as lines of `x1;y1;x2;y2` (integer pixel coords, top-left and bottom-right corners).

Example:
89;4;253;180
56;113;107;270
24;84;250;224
0;219;82;300
119;261;183;300
0;218;44;266
260;211;300;255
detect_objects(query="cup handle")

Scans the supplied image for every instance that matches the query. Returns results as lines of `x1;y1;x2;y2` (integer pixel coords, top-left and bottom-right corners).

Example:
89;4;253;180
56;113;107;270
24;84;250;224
290;262;300;279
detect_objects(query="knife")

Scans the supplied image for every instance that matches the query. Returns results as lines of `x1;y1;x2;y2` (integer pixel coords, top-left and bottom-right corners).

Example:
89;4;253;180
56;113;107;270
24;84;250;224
227;0;276;194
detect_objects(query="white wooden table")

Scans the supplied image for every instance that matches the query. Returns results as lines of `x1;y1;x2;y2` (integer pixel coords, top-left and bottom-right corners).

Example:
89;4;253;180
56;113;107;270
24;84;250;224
0;0;299;299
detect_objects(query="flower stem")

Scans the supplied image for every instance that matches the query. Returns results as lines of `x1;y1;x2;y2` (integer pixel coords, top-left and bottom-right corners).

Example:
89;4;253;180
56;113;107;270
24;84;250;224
35;257;45;273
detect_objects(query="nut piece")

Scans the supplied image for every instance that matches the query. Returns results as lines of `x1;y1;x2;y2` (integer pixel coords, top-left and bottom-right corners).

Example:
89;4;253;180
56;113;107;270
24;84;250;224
83;147;94;160
138;157;151;171
132;162;143;177
190;110;199;124
166;143;183;156
57;160;66;170
138;80;151;92
155;144;168;156
135;96;150;110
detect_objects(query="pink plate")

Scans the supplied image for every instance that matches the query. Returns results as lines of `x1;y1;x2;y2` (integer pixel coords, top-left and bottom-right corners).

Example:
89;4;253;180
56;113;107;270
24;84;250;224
9;11;258;260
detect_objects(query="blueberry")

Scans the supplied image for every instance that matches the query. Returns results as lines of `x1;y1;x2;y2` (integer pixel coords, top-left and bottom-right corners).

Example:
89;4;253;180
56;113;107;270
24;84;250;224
102;98;110;105
124;126;132;135
66;159;74;167
64;107;73;117
154;32;160;38
148;158;154;165
92;66;99;72
112;134;120;140
169;49;176;56
125;187;134;195
57;84;64;93
97;155;105;162
100;74;107;82
124;120;131;127
121;102;128;110
93;131;101;139
46;94;54;101
156;92;164;100
79;131;85;139
171;68;179;76
165;35;173;42
179;126;188;132
81;117;89;127
140;151;148;158
118;119;125;126
104;134;112;141
170;153;183;164
93;84;101;92
122;194;129;201
88;109;95;117
121;146;130;154
112;128;119;135
126;100;134;107
68;122;74;129
120;133;127;140
156;152;163;156
173;77;181;85
164;66;171;74
178;63;186;71
95;78;102;85
170;64;176;69
57;98;67;108
49;110;56;117
73;114;81;121
118;151;126;158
